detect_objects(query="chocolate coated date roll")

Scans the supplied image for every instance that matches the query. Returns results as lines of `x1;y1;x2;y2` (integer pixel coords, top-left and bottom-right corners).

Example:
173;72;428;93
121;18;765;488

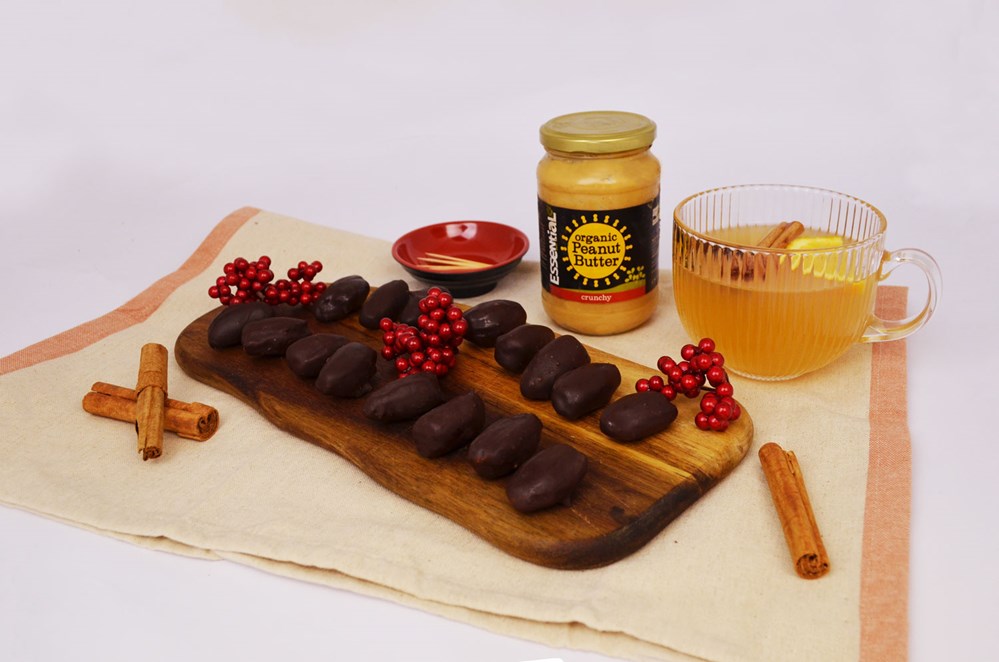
599;391;678;442
494;324;555;374
506;444;588;513
463;300;527;348
550;362;621;420
241;317;310;357
520;335;590;400
467;413;542;479
312;275;370;323
207;302;274;349
359;279;410;329
362;372;443;422
412;392;485;458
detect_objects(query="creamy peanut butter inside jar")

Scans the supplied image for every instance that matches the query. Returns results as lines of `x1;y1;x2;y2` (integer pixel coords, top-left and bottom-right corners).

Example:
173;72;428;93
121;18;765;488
537;110;661;335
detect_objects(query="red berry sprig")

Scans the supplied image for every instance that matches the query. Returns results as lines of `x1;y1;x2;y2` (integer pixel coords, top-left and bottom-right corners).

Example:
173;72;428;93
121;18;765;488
379;287;467;378
635;337;742;432
207;256;326;306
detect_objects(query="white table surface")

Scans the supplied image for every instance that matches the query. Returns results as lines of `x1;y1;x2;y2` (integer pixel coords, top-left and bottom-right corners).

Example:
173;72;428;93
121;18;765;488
2;2;996;660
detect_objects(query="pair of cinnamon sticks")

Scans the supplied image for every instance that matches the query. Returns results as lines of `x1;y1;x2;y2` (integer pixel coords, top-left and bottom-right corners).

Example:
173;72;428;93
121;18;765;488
732;221;805;280
82;343;218;460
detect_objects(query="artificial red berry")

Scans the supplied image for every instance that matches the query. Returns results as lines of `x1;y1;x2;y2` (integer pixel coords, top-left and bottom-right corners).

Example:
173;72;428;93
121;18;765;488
657;356;676;374
636;378;651;392
695;413;711;430
706;366;727;386
681;344;697;360
648;375;665;391
698;338;716;354
716;382;734;398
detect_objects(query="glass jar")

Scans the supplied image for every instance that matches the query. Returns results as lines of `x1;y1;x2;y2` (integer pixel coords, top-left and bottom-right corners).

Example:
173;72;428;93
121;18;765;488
537;111;661;335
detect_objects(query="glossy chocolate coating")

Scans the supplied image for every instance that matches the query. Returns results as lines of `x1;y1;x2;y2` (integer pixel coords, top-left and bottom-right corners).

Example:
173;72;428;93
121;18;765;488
241;317;310;357
359;279;410;329
312;275;370;323
463;300;527;348
286;333;350;379
411;391;486;458
315;342;378;398
520;335;591;400
599;391;679;443
467;413;542;479
362;372;443;422
550;363;622;420
506;444;588;513
493;324;555;374
207;302;274;349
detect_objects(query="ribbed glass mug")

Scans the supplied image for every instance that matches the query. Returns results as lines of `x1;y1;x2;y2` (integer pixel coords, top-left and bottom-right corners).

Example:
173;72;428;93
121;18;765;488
672;184;941;380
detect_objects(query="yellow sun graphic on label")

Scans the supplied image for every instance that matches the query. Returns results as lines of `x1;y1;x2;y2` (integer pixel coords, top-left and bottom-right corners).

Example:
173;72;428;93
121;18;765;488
559;213;632;287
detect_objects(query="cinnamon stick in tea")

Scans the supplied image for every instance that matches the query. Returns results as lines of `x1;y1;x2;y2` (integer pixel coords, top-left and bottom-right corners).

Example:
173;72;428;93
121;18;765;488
82;382;218;441
135;343;168;460
758;442;830;579
736;221;806;280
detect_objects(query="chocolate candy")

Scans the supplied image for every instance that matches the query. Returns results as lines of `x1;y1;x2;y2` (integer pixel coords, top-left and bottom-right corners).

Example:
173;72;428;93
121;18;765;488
550;363;622;420
467;413;542;479
463;300;527;348
411;392;485;458
359;279;410;329
520;335;590;400
207;302;274;349
506;444;588;513
599;391;678;443
493;324;555;373
362;372;443;422
241;317;310;357
315;342;378;398
312;275;370;323
286;333;350;379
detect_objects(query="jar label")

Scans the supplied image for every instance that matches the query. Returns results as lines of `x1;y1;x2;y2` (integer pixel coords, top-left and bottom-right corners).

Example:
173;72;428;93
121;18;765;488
538;197;659;303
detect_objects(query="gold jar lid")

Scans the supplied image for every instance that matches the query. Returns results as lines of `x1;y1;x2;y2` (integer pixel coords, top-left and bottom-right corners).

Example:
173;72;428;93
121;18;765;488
539;110;656;154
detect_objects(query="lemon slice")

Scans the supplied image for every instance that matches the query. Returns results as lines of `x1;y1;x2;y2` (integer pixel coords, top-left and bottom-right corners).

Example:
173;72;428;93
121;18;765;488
787;235;849;280
787;236;844;250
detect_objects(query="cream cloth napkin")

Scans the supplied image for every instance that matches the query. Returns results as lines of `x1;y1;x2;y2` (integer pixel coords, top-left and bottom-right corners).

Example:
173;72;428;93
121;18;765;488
0;208;909;661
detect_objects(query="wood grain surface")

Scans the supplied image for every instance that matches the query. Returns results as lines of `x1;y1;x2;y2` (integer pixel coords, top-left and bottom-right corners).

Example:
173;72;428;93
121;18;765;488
175;306;753;569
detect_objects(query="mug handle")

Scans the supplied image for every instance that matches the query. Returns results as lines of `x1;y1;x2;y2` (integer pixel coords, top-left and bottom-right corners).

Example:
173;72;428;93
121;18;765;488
861;248;942;343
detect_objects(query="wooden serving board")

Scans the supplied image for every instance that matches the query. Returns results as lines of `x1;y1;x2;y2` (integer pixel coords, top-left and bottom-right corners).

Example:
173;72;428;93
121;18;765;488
175;306;753;569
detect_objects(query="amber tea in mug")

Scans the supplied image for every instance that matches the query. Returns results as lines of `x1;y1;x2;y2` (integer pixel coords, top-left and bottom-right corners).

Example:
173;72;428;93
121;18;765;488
672;185;941;380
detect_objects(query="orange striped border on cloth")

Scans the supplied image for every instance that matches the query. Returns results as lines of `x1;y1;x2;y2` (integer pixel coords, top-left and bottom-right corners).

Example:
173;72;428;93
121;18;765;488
0;207;259;376
0;206;911;660
862;286;911;660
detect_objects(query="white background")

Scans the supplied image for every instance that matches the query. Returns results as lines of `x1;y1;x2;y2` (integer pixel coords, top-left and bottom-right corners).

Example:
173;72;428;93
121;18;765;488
1;1;997;660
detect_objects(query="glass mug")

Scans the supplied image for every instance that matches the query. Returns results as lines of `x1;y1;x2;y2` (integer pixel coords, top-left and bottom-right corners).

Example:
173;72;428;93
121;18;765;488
672;184;941;380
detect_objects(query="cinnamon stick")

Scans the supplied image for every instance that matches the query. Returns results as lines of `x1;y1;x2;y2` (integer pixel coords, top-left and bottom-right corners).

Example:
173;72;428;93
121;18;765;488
135;343;168;461
757;221;805;249
82;382;218;441
735;221;806;280
758;442;830;579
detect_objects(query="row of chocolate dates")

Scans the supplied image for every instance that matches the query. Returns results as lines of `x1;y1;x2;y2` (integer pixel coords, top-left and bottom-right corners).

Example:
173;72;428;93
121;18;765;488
206;275;678;513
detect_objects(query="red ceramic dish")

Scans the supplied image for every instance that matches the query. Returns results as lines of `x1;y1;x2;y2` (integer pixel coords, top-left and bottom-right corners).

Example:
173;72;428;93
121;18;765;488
392;221;530;298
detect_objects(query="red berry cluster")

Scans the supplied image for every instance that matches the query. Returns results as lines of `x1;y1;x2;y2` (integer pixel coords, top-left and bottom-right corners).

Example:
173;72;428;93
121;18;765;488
635;337;742;432
208;256;327;306
379;288;468;379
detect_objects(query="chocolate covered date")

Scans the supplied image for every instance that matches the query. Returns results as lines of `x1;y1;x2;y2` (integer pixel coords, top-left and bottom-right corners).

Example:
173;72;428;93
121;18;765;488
520;335;590;400
359;279;410;329
312;275;370;323
467;413;542;479
506;444;588;513
550;363;622;420
599;391;678;442
411;392;485;458
493;324;555;373
207;302;274;349
463;300;527;348
362;372;443;422
286;333;350;379
241;317;310;357
315;342;377;398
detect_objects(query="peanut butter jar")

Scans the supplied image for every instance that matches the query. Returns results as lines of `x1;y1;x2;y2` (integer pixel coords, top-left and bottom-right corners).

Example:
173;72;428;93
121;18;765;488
537;111;661;335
